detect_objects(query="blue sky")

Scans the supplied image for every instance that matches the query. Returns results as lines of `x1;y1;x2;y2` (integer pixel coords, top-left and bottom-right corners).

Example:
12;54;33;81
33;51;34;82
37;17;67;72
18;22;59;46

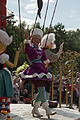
7;0;80;30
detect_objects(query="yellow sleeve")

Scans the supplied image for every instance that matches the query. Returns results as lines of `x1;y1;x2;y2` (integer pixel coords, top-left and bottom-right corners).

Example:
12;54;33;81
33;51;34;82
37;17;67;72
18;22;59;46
5;48;21;69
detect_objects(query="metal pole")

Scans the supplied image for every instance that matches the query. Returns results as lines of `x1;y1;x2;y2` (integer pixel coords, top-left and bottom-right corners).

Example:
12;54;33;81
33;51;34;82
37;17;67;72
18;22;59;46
71;61;73;109
52;72;54;101
66;87;68;106
32;84;34;100
31;84;34;106
59;63;62;108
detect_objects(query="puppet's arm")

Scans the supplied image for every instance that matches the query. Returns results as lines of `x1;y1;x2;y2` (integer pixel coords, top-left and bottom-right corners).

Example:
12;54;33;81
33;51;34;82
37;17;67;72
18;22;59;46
5;48;21;69
57;42;64;58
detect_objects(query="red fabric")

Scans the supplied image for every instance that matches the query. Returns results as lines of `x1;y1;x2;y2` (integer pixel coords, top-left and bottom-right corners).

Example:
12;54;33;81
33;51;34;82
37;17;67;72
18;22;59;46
68;85;75;92
2;108;5;111
25;98;31;101
0;0;7;30
7;109;10;112
24;98;31;104
7;116;10;118
7;102;10;105
0;97;7;102
4;97;7;102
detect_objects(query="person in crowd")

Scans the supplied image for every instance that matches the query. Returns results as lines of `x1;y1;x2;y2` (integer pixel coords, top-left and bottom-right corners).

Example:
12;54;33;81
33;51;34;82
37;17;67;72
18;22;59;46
11;77;20;104
19;28;56;118
23;89;31;104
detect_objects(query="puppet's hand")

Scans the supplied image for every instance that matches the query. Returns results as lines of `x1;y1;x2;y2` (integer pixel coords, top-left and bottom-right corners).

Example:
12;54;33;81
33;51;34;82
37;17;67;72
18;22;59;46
57;42;64;58
45;63;49;70
17;48;21;53
58;42;64;54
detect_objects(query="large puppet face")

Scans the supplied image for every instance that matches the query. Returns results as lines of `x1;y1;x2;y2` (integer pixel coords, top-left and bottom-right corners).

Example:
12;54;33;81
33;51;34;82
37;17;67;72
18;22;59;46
0;41;6;53
31;35;41;46
48;41;56;49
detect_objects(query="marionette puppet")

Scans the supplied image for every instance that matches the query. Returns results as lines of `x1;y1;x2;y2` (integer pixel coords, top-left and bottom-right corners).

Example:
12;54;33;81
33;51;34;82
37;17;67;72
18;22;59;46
0;0;7;116
40;33;63;105
41;33;64;64
19;28;56;119
0;29;20;120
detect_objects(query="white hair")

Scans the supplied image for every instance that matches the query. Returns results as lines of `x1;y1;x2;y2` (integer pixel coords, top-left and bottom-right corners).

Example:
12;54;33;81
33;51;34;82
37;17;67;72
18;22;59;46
0;30;13;46
41;33;56;49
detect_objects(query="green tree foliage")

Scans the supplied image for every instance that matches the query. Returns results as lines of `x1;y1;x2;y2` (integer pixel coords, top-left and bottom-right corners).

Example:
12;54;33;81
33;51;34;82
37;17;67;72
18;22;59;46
66;29;80;52
31;22;41;30
6;18;26;67
53;23;66;52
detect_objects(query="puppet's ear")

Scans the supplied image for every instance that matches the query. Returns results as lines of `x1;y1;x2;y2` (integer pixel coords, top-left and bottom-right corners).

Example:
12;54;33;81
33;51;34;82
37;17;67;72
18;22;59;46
37;0;43;18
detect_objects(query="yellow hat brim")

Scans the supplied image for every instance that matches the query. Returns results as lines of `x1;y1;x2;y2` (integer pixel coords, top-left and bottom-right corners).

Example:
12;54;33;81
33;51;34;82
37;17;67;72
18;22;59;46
0;42;6;53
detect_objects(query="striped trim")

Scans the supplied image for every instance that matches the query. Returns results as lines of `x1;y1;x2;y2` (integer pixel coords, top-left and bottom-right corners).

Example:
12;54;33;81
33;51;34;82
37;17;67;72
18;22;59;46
20;72;52;79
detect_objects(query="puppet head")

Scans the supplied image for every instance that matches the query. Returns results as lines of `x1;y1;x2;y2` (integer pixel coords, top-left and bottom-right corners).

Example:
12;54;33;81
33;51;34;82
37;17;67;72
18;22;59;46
30;28;43;46
41;33;56;49
0;30;12;53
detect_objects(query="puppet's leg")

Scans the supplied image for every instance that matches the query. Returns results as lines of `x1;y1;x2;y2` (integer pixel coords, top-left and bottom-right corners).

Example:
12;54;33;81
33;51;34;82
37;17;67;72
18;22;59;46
32;102;43;117
1;97;7;115
42;102;56;119
39;87;56;119
32;87;43;117
6;98;11;120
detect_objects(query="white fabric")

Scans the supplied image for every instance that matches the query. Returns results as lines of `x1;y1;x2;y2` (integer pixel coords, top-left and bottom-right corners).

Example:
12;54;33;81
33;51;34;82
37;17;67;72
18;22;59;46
30;28;43;37
0;30;13;46
46;92;50;100
0;53;9;64
44;59;50;64
42;102;56;115
25;39;31;44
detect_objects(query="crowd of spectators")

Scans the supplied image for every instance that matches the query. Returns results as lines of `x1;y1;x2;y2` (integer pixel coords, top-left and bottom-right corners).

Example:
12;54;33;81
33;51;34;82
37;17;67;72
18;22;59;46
11;72;32;104
10;71;79;109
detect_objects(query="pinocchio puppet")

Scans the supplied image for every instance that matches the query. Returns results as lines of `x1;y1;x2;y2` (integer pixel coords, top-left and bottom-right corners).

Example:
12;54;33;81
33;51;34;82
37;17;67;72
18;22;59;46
0;30;20;120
